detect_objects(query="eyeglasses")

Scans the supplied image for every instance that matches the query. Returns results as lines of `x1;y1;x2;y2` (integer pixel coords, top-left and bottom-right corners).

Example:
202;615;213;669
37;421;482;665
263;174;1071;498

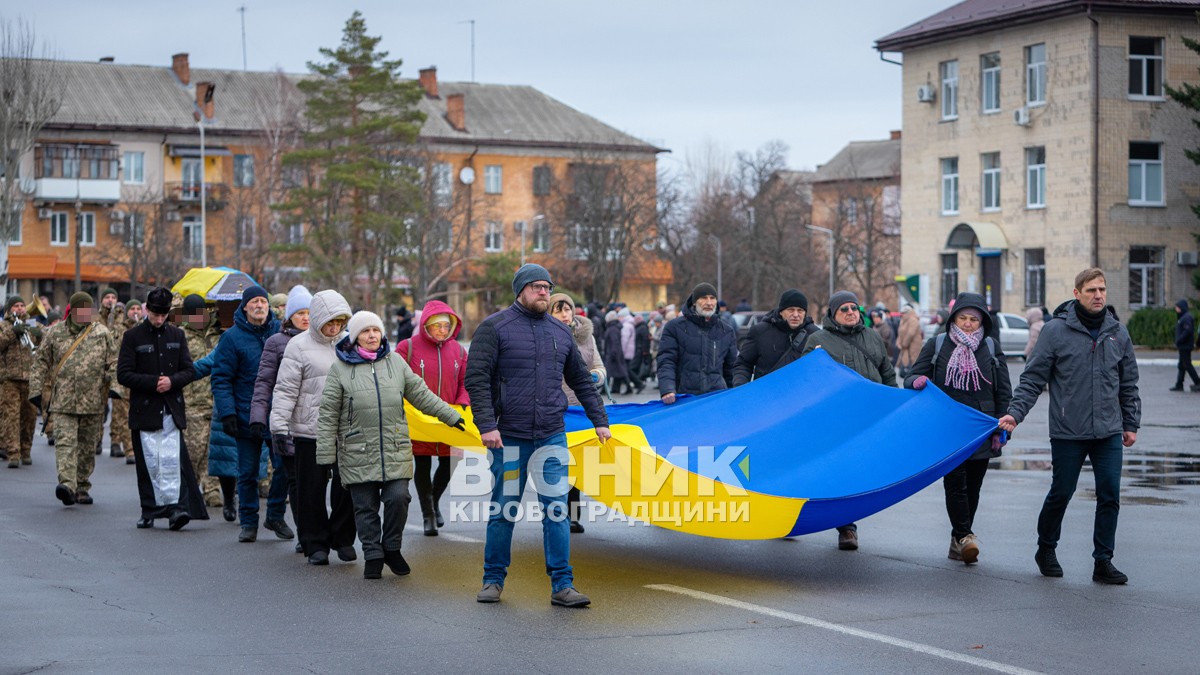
427;321;452;330
529;282;555;293
837;305;859;314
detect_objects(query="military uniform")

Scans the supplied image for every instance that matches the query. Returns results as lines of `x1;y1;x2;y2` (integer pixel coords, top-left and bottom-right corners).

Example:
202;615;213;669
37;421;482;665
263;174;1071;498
101;302;135;459
29;302;120;503
183;314;222;505
0;303;40;467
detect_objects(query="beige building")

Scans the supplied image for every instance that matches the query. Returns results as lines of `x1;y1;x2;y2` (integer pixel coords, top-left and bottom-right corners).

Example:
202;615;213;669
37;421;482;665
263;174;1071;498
877;0;1200;318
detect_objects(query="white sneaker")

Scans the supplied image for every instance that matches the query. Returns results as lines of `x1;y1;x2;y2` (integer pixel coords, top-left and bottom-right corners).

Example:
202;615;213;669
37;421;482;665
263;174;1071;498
959;534;980;564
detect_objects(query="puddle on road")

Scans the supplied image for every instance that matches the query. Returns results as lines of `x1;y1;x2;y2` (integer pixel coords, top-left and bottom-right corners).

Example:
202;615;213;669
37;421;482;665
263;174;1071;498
992;448;1200;499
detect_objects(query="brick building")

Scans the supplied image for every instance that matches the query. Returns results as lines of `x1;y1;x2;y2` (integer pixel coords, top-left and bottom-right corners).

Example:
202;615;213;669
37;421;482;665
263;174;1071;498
876;0;1200;317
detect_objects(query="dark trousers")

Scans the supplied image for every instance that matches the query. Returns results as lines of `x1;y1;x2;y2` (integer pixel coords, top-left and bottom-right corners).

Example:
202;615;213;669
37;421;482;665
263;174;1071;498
236;437;287;528
625;359;644;391
1037;434;1123;561
348;479;409;561
413;454;451;516
1176;349;1199;386
291;437;356;556
943;458;989;539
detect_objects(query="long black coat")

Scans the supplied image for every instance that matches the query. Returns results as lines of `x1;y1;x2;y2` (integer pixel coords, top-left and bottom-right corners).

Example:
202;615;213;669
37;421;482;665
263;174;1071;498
603;320;629;379
117;320;195;431
733;312;817;386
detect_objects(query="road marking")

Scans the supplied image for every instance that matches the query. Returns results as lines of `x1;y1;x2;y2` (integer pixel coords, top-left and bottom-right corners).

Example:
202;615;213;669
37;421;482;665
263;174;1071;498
404;525;481;543
645;584;1042;675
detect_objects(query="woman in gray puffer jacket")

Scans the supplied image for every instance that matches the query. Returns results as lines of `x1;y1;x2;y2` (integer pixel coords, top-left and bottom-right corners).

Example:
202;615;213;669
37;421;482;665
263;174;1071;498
270;290;355;566
317;311;465;580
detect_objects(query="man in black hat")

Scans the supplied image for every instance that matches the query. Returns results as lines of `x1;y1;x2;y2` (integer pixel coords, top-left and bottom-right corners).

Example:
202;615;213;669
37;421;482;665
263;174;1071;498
656;282;738;403
116;287;206;530
732;289;818;386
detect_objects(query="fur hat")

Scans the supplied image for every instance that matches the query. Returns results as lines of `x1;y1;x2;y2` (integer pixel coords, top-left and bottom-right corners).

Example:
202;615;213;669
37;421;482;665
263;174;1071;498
145;287;173;314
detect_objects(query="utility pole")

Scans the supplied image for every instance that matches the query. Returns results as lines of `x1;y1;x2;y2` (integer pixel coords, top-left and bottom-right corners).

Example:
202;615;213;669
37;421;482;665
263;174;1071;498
238;5;248;71
458;19;475;82
806;224;835;302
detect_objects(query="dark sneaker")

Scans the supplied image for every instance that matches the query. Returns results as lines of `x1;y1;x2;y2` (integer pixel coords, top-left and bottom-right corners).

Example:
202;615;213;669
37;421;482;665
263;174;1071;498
1035;546;1063;577
551;586;591;608
55;484;76;506
308;550;329;566
363;559;384;580
384;550;410;576
1093;559;1128;585
238;527;258;543
136;518;154;529
264;519;295;540
336;546;357;562
477;583;503;603
838;529;858;551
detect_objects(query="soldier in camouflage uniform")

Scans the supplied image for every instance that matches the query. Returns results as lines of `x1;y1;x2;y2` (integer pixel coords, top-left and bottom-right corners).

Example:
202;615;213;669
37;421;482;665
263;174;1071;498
29;291;120;506
0;296;41;468
100;289;136;462
180;294;223;506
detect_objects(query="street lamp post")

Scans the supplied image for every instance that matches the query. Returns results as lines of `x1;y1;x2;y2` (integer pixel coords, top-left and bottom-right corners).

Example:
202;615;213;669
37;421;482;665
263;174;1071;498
708;234;722;301
523;214;544;267
198;119;207;268
806;225;835;302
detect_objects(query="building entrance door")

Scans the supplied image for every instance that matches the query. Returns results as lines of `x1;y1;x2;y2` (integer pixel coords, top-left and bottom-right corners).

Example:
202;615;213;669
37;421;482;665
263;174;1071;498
980;254;1001;311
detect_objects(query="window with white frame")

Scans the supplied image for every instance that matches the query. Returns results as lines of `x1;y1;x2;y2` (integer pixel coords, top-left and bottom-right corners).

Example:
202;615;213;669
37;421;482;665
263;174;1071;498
1129;37;1164;98
238;215;257;249
1128;142;1164;206
1026;146;1046;208
484;221;503;252
123;151;144;184
125;212;145;248
7;209;21;245
941;253;959;305
1024;248;1045;306
940;60;959;120
1026;43;1046;105
981;152;1001;211
182;216;203;260
532;218;550;252
941;157;959;214
287;222;304;245
1129;246;1163;308
484;165;502;194
234;154;255;187
50;212;68;246
79;212;95;246
432;162;453;208
981;53;1001;113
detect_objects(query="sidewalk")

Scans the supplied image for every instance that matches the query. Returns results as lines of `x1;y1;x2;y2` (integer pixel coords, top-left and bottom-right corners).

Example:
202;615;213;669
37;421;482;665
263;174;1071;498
1134;348;1195;367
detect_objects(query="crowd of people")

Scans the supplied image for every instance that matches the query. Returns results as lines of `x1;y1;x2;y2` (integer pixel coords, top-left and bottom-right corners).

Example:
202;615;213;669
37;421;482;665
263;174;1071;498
0;264;1146;601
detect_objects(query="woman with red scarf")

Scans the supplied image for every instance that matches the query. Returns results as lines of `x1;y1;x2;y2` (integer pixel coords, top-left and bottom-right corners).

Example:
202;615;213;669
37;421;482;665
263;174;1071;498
397;300;469;536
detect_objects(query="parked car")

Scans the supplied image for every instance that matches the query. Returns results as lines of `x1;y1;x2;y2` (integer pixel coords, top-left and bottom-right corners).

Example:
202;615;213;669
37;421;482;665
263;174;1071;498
732;311;768;340
995;312;1030;358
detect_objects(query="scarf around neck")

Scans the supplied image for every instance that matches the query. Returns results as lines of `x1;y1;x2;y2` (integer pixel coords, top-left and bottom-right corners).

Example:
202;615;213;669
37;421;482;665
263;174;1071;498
945;324;991;391
356;345;380;361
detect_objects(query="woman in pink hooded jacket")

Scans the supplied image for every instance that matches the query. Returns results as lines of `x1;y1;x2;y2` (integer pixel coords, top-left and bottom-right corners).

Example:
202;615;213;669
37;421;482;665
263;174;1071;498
397;299;469;536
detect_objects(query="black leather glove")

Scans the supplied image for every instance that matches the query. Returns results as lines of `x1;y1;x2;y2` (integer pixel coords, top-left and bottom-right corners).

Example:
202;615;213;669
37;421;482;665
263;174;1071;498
11;321;26;336
451;417;466;431
221;415;238;437
271;434;289;452
249;422;267;438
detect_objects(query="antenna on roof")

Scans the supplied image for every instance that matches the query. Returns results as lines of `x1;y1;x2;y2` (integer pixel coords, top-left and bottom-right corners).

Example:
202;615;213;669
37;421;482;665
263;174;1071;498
238;5;248;71
458;19;475;82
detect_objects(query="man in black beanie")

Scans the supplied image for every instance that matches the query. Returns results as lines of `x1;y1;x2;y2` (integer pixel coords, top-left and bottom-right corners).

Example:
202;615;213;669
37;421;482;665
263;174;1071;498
732;289;818;386
656;282;738;403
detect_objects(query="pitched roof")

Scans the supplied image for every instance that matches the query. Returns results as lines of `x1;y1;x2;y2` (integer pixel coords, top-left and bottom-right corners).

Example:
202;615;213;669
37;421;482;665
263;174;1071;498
876;0;1200;52
813;139;900;183
29;58;662;153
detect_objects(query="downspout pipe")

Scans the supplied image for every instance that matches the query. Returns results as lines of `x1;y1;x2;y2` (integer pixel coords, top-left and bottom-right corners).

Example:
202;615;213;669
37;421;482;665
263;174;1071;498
1088;4;1101;268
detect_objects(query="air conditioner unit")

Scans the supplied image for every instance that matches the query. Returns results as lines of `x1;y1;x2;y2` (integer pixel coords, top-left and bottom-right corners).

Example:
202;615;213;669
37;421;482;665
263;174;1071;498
109;209;125;221
1177;250;1199;266
165;211;182;222
37;207;52;220
109;220;125;236
916;84;936;103
1013;107;1031;126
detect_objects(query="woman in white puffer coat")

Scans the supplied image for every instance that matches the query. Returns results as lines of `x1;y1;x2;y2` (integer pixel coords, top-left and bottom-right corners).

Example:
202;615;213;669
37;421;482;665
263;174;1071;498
270;290;356;566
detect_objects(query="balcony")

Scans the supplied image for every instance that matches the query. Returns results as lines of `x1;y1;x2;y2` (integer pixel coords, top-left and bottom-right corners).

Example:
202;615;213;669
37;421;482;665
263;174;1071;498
34;177;121;203
165;182;230;211
33;143;121;204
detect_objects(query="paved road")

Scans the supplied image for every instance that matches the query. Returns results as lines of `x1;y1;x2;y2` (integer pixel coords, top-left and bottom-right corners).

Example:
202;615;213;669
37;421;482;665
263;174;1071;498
1;363;1197;673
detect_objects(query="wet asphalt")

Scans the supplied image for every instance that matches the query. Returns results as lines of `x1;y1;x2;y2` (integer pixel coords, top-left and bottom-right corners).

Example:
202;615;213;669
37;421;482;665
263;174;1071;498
1;359;1197;673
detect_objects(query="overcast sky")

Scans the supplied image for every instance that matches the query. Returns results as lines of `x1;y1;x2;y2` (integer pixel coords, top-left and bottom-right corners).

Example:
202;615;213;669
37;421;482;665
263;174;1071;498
8;0;952;171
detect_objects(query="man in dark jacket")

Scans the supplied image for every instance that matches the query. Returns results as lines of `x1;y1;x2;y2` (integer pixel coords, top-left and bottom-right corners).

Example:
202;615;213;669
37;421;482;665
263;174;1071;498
1170;299;1199;392
117;287;207;531
210;285;286;543
733;289;817;386
800;289;896;552
657;283;738;403
467;263;610;608
1000;268;1141;585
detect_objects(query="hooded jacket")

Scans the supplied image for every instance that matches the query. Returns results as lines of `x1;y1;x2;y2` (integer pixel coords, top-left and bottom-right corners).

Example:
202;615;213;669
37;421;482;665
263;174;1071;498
397;299;469;457
317;337;462;485
1007;301;1140;440
210;297;281;438
270;290;353;441
732;310;818;386
657;294;739;395
562;315;605;406
800;311;897;387
1175;300;1196;351
897;307;923;369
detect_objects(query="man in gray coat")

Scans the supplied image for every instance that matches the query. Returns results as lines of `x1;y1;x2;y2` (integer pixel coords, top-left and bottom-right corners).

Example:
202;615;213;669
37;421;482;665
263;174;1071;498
999;268;1140;585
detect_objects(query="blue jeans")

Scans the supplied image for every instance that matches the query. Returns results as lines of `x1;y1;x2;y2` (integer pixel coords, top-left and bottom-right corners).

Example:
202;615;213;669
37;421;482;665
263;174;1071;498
236;437;287;528
482;433;573;592
1037;434;1123;561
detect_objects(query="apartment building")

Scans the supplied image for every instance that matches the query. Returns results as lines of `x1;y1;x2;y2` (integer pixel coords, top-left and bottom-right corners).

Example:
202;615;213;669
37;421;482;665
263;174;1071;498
876;0;1200;317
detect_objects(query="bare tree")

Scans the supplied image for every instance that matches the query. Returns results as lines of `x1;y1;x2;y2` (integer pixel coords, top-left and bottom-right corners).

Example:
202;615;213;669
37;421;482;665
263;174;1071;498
88;186;191;297
0;16;64;302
